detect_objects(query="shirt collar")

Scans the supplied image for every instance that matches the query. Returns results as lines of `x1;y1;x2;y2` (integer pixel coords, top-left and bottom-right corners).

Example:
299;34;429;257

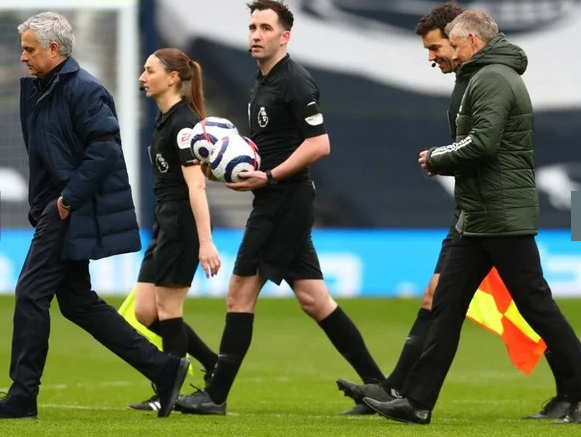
256;54;290;81
155;98;187;127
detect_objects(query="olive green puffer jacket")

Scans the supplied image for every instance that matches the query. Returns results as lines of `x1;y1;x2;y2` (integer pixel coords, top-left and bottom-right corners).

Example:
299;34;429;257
426;34;538;236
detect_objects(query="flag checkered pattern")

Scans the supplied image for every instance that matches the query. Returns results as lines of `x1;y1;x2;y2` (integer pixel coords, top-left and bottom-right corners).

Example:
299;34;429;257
466;268;546;375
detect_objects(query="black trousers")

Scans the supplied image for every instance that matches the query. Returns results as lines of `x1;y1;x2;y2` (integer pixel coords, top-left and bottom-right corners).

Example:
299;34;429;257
402;234;581;409
8;200;170;399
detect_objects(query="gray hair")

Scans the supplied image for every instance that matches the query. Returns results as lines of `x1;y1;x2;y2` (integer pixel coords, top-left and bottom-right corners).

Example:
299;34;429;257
445;10;499;44
18;11;75;57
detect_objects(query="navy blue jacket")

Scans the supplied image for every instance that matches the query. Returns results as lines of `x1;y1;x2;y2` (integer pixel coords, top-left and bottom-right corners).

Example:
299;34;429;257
20;57;141;260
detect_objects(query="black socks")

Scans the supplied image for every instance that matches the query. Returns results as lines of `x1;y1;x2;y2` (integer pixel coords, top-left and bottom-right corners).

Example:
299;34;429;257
148;319;217;371
382;308;431;392
206;312;254;404
318;307;384;383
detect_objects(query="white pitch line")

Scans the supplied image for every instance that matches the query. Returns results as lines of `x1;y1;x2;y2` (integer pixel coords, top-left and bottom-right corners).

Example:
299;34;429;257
41;403;119;411
0;380;145;392
37;405;526;423
451;399;527;404
0;376;296;393
34;405;382;420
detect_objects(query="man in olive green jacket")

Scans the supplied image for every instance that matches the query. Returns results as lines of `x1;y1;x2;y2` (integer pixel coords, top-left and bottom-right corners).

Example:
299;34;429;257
363;10;581;425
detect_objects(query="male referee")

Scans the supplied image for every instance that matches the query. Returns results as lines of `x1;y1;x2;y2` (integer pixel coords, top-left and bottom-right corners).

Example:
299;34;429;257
175;0;384;415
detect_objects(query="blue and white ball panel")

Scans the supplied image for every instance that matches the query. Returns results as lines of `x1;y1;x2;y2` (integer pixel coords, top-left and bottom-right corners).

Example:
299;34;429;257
191;116;239;163
210;135;261;183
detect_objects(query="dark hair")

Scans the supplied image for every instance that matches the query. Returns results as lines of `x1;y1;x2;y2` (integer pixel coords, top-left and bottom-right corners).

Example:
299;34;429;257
153;47;206;119
247;0;294;30
415;1;465;38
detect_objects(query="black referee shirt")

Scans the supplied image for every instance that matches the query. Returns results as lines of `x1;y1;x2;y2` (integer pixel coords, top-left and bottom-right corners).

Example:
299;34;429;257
248;54;327;183
149;98;199;201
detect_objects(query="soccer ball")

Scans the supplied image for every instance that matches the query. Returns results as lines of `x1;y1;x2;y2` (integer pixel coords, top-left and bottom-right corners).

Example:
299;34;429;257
190;117;238;163
209;134;261;183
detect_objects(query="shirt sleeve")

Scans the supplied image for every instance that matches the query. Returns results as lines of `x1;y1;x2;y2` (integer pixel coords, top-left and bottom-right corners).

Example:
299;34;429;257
174;125;196;167
286;76;327;138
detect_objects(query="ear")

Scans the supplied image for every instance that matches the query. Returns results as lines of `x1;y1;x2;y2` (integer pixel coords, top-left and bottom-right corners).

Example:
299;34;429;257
168;70;180;86
280;29;291;46
49;41;61;58
468;33;479;46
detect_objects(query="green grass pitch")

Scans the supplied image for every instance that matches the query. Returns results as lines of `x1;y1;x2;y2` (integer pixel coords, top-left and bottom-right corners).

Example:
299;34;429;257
1;296;580;436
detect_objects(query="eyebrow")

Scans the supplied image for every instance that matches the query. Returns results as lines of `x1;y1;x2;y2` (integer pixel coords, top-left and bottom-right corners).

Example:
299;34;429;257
249;22;273;28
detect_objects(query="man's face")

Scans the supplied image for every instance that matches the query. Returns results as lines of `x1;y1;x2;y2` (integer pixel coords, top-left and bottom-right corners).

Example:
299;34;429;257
20;29;58;78
248;9;289;61
449;31;479;65
421;28;458;74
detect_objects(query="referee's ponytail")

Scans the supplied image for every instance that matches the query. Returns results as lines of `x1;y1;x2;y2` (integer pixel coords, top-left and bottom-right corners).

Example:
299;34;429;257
187;60;206;120
153;47;206;120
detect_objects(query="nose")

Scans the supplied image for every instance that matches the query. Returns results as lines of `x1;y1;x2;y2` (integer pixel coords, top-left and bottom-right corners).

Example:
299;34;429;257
428;51;437;62
20;51;28;62
250;28;260;41
138;72;146;82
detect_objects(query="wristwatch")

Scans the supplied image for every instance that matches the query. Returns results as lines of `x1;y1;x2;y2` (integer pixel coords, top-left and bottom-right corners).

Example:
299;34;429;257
59;196;72;211
265;169;278;185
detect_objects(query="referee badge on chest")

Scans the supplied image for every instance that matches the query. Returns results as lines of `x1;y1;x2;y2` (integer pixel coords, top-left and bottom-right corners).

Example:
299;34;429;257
258;106;269;128
155;153;169;173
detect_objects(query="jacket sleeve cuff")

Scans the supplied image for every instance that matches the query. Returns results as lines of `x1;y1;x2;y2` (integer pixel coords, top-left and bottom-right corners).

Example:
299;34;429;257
425;147;438;172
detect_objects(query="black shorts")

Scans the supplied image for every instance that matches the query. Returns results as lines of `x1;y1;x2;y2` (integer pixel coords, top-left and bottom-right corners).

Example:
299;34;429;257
433;210;461;274
233;182;323;285
138;200;200;287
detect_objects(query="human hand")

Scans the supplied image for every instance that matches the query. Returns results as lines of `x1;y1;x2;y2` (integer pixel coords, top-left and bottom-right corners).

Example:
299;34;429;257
199;241;221;278
57;197;71;220
418;150;428;170
225;170;267;191
418;150;438;177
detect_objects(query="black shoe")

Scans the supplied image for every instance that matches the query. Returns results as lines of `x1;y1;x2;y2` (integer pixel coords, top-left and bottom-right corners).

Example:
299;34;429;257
552;402;581;424
0;393;37;419
128;392;161;412
155;357;190;418
201;366;214;388
339;403;376;415
524;396;571;419
363;397;432;425
336;378;396;404
175;389;226;415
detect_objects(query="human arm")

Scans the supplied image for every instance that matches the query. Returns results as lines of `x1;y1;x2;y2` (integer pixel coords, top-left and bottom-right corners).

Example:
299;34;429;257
426;71;513;174
225;133;330;190
60;83;122;209
226;75;328;191
182;164;221;278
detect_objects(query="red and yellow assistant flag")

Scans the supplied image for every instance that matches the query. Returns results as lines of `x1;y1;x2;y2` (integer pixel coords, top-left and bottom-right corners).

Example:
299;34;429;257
466;267;547;375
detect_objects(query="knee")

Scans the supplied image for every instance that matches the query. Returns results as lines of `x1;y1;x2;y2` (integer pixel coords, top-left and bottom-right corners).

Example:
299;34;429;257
134;299;157;326
297;292;316;317
226;291;256;313
225;278;258;313
296;288;336;321
15;288;51;318
134;307;156;327
56;294;78;321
